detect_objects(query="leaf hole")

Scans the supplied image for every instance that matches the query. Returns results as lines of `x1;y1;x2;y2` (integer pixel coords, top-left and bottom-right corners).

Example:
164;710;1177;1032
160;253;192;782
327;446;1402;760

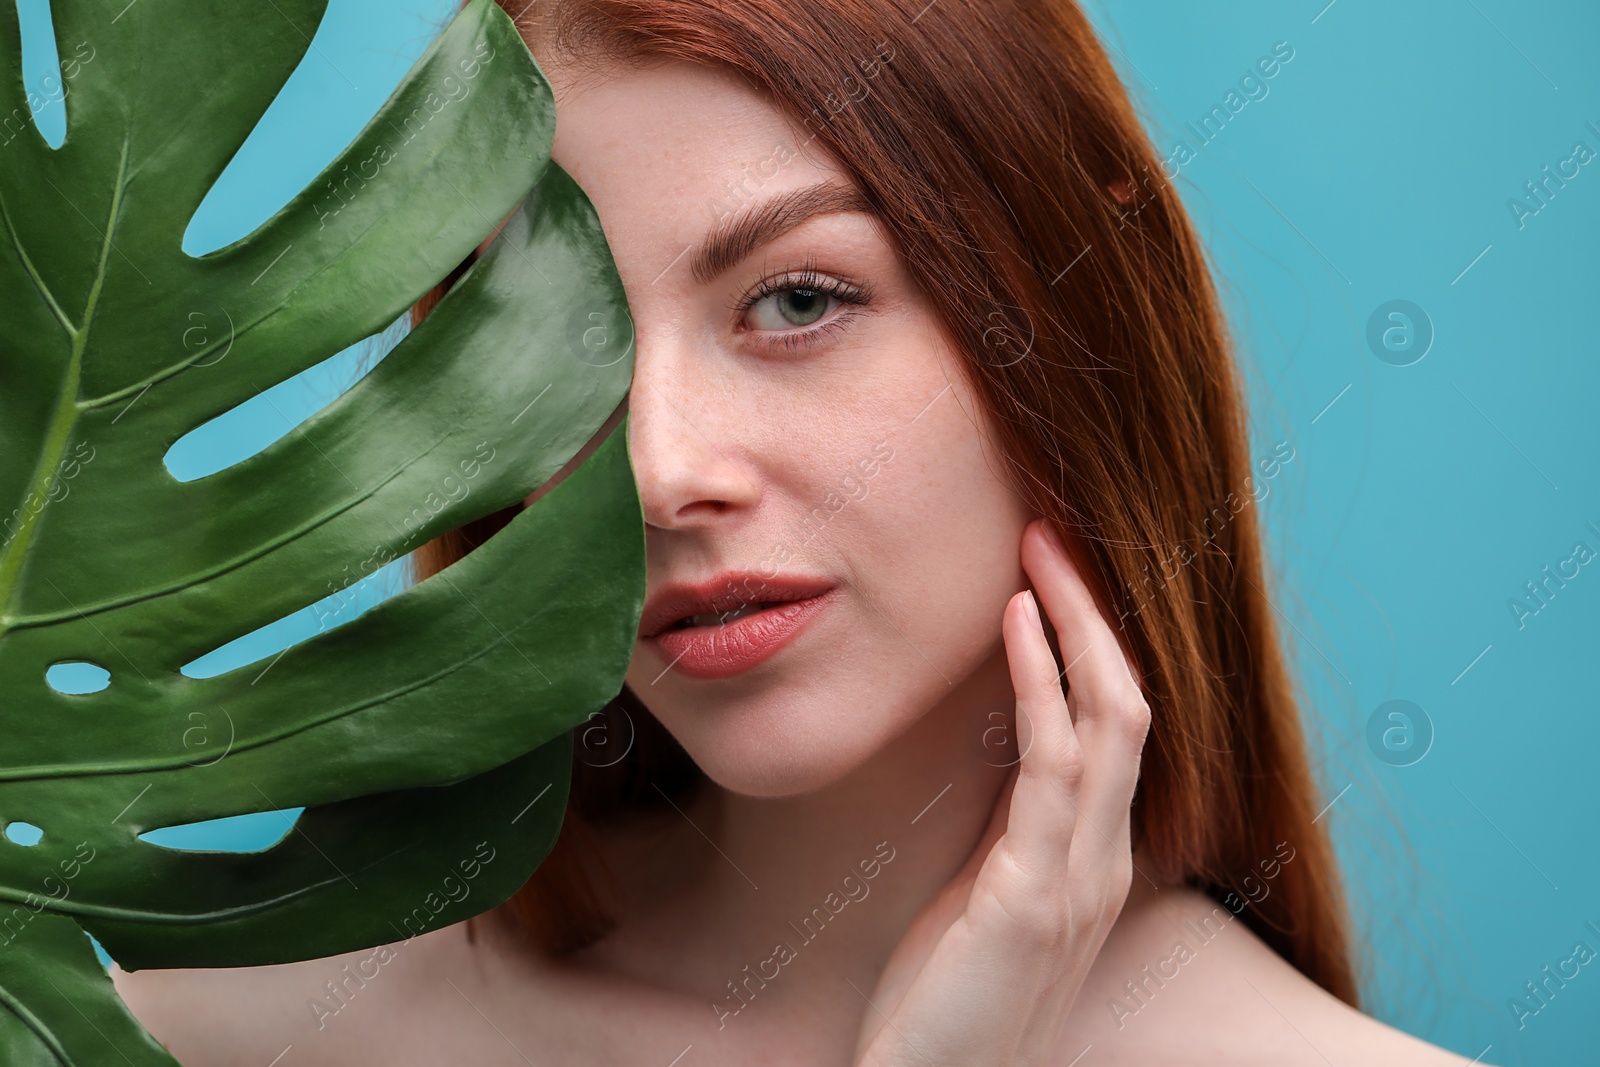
137;809;304;853
4;821;44;846
45;660;109;694
180;3;455;257
162;313;407;483
11;0;63;149
179;552;409;679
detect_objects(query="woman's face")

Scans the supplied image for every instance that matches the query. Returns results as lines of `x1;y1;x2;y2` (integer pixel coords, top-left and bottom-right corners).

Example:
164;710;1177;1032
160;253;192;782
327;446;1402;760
543;57;1035;797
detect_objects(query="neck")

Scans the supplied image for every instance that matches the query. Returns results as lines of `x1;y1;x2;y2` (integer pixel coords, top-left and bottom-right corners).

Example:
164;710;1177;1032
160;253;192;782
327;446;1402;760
573;645;1018;1013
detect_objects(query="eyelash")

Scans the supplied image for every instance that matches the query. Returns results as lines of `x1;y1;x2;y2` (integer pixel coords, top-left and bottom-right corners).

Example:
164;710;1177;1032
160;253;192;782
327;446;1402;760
731;260;874;354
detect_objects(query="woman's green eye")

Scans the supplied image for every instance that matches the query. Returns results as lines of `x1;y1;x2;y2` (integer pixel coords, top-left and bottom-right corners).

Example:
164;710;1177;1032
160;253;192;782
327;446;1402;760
750;287;833;329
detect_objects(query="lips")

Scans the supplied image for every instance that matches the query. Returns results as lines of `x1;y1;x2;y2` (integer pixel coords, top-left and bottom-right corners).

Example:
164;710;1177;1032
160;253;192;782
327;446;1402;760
639;573;834;638
640;573;836;679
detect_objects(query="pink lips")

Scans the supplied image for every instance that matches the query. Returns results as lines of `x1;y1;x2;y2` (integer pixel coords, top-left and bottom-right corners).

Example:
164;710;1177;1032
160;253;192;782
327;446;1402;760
640;574;836;680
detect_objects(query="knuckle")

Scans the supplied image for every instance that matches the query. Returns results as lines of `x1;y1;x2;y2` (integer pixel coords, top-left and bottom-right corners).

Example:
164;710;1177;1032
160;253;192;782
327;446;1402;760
1109;863;1135;909
979;857;1043;927
983;861;1065;946
1119;694;1153;746
1051;737;1087;792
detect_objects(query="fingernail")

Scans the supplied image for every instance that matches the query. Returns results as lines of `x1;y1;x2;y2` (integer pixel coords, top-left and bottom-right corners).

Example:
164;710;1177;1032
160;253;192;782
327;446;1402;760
1022;590;1040;626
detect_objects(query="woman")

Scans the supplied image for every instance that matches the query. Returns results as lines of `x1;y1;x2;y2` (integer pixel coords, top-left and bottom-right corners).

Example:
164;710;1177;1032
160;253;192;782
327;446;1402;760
115;0;1478;1062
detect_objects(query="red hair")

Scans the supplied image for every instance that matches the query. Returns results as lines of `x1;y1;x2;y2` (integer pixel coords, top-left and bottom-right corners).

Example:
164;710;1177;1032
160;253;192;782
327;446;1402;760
413;0;1360;1004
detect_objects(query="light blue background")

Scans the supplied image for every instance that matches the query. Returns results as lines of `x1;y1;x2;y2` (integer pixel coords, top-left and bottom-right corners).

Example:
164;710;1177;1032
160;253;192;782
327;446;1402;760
1077;3;1600;1063
18;0;1597;1061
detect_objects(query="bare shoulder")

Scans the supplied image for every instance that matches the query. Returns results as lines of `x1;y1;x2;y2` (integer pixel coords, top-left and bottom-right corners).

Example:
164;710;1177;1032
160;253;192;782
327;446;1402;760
1062;883;1483;1067
108;922;472;1067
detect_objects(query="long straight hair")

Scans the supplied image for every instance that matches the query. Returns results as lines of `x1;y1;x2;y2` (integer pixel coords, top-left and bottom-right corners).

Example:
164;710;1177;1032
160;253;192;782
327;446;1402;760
412;0;1360;1006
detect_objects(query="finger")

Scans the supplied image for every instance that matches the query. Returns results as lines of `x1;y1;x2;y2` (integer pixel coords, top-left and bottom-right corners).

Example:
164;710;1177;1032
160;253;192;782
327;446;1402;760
1019;520;1150;852
997;587;1084;881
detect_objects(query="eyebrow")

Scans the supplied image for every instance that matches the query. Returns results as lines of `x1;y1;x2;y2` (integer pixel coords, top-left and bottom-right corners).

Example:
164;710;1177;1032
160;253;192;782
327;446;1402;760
688;180;875;286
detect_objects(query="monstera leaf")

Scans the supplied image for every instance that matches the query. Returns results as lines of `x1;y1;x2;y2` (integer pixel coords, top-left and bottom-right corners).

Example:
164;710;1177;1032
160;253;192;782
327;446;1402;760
0;0;642;1062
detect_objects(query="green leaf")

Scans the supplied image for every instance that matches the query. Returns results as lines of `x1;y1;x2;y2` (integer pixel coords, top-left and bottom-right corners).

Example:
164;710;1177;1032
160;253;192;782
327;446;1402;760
0;0;642;1061
0;911;178;1065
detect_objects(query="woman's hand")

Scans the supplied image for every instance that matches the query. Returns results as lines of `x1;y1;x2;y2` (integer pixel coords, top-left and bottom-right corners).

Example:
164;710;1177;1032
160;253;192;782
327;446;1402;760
851;519;1152;1067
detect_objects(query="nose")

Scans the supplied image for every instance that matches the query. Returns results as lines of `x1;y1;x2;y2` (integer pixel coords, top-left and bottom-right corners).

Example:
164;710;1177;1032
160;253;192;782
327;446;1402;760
627;345;762;532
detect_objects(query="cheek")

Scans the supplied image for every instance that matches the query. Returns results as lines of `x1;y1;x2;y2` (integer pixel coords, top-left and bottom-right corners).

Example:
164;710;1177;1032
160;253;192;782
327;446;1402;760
620;405;1027;798
621;325;1030;796
848;387;1031;672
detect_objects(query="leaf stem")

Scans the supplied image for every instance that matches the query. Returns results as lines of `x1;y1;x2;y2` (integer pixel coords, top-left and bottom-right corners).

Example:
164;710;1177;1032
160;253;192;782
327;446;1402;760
0;135;130;634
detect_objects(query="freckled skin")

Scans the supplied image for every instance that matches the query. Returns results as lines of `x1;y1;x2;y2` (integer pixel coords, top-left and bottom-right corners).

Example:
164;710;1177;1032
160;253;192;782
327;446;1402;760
559;80;1033;801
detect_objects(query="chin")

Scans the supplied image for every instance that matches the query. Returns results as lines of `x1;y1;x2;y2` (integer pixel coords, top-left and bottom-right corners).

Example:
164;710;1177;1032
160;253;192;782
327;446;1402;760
639;678;917;799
